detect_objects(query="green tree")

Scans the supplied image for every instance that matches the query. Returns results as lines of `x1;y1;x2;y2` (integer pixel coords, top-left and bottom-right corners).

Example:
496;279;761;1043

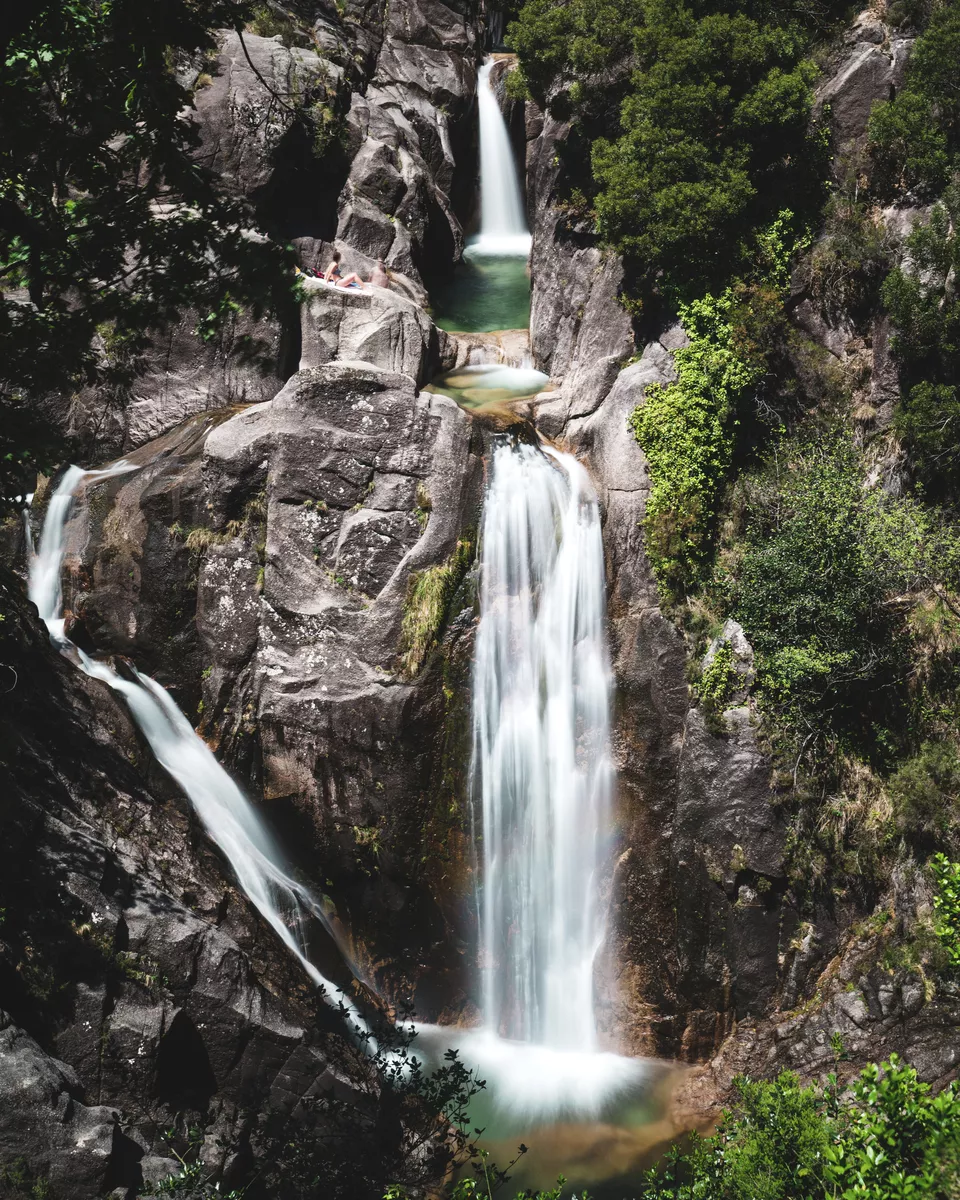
0;0;296;500
868;0;960;199
593;4;821;296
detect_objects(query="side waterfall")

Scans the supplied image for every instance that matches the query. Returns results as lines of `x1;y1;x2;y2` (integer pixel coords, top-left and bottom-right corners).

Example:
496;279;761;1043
28;466;368;1032
473;442;612;1049
470;61;531;257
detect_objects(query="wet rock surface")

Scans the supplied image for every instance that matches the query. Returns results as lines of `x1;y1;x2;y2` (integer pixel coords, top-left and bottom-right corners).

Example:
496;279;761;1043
59;362;485;1022
0;571;364;1197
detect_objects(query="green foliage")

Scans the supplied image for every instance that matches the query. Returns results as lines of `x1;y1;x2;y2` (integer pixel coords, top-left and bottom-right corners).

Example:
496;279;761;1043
931;853;960;970
593;6;824;296
881;199;960;498
0;0;298;502
400;537;474;675
727;432;960;760
698;640;738;721
629;213;799;600
641;1056;960;1200
890;742;960;841
868;0;960;199
508;0;836;299
505;0;643;111
630;289;760;599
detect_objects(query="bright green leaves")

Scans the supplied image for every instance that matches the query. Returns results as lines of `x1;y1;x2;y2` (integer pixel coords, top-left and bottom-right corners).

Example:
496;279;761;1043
629;213;800;602
931;853;960;970
631;286;761;600
640;1057;960;1200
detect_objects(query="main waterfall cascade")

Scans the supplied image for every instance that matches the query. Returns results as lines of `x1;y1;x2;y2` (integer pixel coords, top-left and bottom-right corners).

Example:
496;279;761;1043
27;466;368;1034
413;443;661;1143
473;443;612;1049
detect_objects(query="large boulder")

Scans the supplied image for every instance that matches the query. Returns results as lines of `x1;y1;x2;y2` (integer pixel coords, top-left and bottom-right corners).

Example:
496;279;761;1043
298;278;435;382
58;364;485;1020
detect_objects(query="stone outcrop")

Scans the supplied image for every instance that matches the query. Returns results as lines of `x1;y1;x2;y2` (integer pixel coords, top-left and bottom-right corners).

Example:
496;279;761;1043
59;363;485;1023
0;570;370;1198
298;279;436;383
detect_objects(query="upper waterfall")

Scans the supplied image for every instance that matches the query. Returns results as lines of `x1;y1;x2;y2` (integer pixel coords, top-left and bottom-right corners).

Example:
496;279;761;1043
470;60;532;257
472;441;613;1049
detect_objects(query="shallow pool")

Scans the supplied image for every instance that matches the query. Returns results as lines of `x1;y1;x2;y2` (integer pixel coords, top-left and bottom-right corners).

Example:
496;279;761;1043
429;250;531;333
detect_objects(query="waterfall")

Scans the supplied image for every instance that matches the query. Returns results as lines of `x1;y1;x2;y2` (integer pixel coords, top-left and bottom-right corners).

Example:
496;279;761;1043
470;61;532;257
28;466;368;1032
407;441;658;1131
472;442;613;1049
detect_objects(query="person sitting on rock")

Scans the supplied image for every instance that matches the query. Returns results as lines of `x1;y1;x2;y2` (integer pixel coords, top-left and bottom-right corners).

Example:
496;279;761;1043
324;250;365;289
370;258;390;289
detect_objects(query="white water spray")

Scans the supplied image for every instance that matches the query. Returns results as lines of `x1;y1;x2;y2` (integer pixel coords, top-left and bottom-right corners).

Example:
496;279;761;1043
469;61;532;257
27;466;367;1031
473;441;613;1049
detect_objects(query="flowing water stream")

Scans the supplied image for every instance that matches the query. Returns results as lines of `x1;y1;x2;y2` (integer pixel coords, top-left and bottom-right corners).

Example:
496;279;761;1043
27;466;368;1033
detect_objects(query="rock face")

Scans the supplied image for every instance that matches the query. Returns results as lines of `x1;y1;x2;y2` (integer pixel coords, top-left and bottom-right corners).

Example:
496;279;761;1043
298;278;436;383
526;109;635;405
62;0;484;459
0;570;370;1197
60;363;485;1020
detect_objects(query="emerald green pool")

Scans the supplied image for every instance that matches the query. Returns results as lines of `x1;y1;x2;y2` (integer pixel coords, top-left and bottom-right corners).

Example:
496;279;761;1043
429;251;531;333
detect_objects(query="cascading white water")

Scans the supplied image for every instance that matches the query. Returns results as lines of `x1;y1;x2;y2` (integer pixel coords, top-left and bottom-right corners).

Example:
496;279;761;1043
470;61;532;257
28;466;367;1031
472;441;613;1049
407;442;659;1134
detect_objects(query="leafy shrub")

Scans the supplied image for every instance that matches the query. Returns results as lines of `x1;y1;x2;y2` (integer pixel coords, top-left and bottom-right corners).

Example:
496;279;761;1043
593;5;824;296
882;200;960;497
890;742;960;840
698;640;738;711
400;538;474;675
868;0;960;198
640;1056;960;1200
731;435;908;749
931;853;960;971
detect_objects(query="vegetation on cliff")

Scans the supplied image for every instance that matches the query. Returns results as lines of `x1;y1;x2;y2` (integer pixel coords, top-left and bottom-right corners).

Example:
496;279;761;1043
0;0;297;503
